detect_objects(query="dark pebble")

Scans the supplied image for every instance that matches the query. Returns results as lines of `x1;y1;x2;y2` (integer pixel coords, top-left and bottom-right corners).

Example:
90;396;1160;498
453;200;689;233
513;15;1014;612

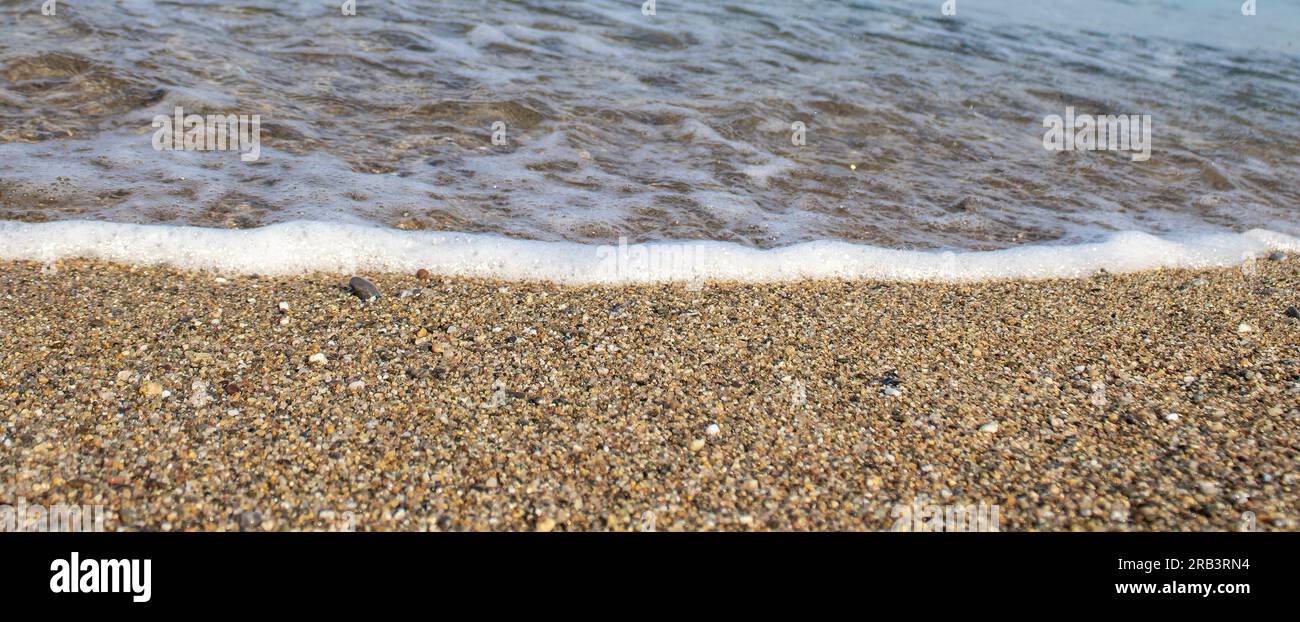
1268;251;1287;261
946;197;978;213
1286;306;1300;319
349;276;381;301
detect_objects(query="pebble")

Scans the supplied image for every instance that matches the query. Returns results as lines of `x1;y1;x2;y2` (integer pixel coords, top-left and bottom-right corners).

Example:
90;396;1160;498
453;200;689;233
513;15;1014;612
1267;251;1287;261
140;381;164;397
705;423;720;437
948;197;977;212
1236;322;1253;334
189;380;212;408
535;518;556;532
416;268;431;280
277;301;289;313
348;276;381;301
688;438;706;452
309;352;328;365
1286;306;1300;319
978;422;999;433
238;511;262;532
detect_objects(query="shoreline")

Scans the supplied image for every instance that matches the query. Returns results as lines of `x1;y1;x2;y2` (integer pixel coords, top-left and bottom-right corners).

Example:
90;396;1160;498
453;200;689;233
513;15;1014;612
2;219;1298;283
2;258;1298;531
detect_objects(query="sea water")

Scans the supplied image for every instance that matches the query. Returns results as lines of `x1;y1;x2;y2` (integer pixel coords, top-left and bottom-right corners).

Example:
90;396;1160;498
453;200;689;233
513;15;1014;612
0;0;1297;281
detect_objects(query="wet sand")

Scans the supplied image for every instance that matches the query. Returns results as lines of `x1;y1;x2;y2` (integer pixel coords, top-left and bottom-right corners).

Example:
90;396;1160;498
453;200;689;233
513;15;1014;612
1;258;1297;531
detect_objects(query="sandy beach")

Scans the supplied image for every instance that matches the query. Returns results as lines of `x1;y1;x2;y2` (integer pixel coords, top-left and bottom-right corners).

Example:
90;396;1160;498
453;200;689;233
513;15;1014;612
1;257;1297;531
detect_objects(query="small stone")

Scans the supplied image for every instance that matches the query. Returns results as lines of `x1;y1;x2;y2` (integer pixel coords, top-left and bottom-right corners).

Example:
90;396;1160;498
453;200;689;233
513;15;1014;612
1198;481;1220;496
535;518;556;532
1165;412;1181;422
214;277;229;284
189;380;212;408
309;352;328;365
1236;322;1253;334
978;422;999;433
140;381;164;397
277;301;289;313
483;386;508;409
238;511;261;531
187;352;214;365
1286;306;1300;319
882;386;902;397
948;197;976;212
416;268;431;280
705;423;720;437
689;438;706;452
348;380;366;392
348;276;381;301
1268;251;1287;261
484;476;499;489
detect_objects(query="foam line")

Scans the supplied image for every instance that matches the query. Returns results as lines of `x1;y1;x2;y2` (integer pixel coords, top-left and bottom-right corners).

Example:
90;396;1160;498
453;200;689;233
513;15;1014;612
1;220;1296;283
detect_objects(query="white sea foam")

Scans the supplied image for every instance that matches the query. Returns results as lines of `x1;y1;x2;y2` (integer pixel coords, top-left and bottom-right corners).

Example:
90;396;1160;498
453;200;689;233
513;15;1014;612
1;220;1296;284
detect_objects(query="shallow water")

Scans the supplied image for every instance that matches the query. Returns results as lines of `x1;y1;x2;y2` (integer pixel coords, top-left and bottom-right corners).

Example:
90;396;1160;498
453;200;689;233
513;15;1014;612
0;0;1298;278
